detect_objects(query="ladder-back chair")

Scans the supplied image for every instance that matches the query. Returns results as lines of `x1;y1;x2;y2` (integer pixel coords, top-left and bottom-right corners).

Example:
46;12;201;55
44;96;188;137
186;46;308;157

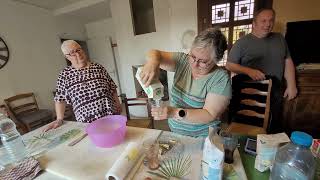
227;75;272;136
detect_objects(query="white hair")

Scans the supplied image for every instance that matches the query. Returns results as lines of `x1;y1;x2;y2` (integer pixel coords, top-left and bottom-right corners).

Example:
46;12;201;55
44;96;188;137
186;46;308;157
61;40;81;54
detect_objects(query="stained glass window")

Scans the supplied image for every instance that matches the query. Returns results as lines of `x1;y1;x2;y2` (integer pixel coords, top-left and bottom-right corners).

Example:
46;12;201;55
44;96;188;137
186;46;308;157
234;0;255;21
217;50;229;66
210;0;258;66
233;24;252;43
212;3;230;24
220;27;229;42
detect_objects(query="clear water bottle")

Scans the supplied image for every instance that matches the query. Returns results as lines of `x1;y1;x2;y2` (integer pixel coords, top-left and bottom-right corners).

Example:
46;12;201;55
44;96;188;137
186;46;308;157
270;131;316;180
0;113;28;164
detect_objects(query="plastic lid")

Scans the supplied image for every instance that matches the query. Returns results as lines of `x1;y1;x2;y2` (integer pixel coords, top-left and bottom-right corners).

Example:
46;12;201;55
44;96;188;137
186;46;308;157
291;131;313;147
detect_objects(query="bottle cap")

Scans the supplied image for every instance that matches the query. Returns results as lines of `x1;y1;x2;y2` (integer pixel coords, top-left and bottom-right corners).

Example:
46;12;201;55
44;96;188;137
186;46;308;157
291;131;313;147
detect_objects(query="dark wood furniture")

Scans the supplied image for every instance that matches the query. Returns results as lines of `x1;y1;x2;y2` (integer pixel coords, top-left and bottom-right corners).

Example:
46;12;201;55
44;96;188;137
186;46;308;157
0;104;28;134
120;94;154;129
228;76;272;136
283;69;320;138
4;93;53;132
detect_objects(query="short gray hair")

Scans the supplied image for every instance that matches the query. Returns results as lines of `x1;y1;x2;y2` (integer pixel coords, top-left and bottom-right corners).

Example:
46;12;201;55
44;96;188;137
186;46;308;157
61;40;80;54
191;27;227;62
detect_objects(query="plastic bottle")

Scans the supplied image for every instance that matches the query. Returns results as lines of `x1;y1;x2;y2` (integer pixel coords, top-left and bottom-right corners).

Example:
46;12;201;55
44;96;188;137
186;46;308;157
270;131;316;180
0;113;28;164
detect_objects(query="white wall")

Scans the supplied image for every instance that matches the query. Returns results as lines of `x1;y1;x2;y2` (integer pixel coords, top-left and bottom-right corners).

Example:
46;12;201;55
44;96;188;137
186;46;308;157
0;0;87;109
107;0;197;116
110;0;197;99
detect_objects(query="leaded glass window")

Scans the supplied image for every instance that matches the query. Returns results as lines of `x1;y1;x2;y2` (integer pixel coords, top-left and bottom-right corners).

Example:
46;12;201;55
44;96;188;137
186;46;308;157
211;0;256;66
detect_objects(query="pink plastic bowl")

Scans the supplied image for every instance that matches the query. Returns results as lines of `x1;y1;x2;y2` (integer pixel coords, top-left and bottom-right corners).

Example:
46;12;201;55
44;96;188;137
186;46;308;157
86;115;127;148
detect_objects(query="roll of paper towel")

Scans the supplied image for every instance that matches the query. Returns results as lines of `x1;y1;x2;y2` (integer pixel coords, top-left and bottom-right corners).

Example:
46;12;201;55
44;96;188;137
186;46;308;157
105;142;143;180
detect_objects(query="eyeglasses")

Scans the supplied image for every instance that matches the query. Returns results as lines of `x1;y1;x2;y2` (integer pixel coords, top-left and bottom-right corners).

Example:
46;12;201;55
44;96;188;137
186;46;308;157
65;48;82;57
188;53;212;68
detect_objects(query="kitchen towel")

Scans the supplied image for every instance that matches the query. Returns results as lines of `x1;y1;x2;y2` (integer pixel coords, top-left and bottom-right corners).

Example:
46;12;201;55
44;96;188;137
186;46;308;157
105;142;143;180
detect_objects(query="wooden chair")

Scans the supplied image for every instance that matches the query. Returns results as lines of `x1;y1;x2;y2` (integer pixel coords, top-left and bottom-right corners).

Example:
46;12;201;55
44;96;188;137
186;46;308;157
227;75;272;136
120;94;154;129
0;104;28;134
4;93;53;132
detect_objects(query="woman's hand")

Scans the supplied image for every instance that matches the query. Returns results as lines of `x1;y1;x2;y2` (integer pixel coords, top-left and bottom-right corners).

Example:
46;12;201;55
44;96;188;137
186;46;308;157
140;61;160;87
43;119;63;132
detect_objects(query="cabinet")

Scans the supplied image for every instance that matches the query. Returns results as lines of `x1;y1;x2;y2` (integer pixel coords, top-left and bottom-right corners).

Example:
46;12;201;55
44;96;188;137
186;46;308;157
283;69;320;138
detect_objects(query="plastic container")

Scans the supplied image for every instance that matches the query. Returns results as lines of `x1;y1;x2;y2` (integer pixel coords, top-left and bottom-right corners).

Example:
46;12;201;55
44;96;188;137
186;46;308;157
270;131;316;180
0;113;28;164
86;115;127;148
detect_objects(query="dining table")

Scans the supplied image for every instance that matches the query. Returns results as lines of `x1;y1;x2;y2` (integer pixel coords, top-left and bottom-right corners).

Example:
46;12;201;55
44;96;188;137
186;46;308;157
15;121;271;180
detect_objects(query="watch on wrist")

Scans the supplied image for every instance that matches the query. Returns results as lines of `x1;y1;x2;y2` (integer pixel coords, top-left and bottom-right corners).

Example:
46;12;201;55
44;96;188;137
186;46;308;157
178;109;186;119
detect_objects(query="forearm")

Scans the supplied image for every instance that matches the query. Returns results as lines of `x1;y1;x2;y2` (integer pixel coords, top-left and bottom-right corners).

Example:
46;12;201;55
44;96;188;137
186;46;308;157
55;101;66;120
184;108;218;124
169;107;218;124
146;49;161;66
146;49;175;71
226;62;254;75
284;58;296;88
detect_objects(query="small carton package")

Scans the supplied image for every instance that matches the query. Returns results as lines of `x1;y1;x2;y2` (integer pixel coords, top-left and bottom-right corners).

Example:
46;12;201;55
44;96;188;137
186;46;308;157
135;67;164;100
254;133;290;172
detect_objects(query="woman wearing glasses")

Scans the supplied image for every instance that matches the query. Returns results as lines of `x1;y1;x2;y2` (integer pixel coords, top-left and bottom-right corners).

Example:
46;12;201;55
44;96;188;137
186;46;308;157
44;40;121;132
140;28;231;137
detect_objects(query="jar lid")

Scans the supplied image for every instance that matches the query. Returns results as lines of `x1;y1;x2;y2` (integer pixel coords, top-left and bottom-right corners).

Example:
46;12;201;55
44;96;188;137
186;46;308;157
291;131;313;147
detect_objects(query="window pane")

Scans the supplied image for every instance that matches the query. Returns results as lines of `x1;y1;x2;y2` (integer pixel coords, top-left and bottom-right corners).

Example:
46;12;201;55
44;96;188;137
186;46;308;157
220;27;229;43
233;24;252;43
212;3;230;24
217;50;228;66
234;0;255;21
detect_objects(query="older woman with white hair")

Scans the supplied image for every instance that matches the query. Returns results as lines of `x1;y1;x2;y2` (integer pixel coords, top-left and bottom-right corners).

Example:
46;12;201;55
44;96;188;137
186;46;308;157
44;40;121;131
140;28;231;137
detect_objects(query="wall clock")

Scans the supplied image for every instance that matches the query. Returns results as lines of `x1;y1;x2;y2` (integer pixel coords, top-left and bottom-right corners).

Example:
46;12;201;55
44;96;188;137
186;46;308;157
0;37;10;69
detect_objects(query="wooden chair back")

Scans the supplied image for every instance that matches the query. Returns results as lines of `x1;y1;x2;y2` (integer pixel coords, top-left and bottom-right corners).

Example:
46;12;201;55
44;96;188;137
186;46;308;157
4;93;39;117
228;75;272;135
0;104;28;134
120;94;154;129
4;93;53;131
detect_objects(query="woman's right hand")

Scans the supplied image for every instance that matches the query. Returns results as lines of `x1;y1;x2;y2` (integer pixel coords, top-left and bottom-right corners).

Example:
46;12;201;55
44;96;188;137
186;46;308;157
140;50;161;87
141;62;160;87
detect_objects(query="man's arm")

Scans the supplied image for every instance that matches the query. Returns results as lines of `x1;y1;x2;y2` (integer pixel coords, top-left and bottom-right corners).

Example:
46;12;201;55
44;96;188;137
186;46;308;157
226;62;265;80
283;58;297;100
